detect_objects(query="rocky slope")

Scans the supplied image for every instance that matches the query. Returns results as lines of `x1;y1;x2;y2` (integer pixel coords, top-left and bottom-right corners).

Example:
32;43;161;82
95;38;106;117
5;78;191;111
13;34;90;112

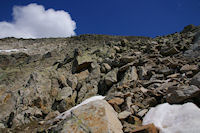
0;24;200;132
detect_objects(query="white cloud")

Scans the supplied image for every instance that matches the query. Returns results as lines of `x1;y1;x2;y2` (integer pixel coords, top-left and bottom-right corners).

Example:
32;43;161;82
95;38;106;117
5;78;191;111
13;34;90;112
0;3;76;38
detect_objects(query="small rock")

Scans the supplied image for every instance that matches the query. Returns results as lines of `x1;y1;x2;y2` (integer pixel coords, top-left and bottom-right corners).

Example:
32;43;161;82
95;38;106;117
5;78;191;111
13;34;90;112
75;69;89;81
120;56;136;64
108;97;124;105
118;111;132;120
160;46;180;56
0;123;5;128
180;64;199;73
67;75;77;90
131;105;140;113
121;39;129;46
56;87;73;101
104;68;118;86
103;63;112;72
120;66;138;84
113;46;121;53
190;72;200;88
138;109;148;117
45;111;60;120
145;97;157;107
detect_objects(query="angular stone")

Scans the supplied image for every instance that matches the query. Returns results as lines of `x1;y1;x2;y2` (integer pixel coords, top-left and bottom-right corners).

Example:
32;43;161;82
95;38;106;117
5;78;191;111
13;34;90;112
103;63;111;72
45;111;60;120
67;75;77;90
138;109;148;117
72;54;93;73
75;69;89;81
145;97;157;107
190;72;200;88
56;87;73;101
180;64;199;72
160;46;180;56
104;68;118;86
108;97;124;105
118;111;132;120
113;46;121;53
166;85;200;103
120;66;138;84
60;100;123;133
120;56;136;64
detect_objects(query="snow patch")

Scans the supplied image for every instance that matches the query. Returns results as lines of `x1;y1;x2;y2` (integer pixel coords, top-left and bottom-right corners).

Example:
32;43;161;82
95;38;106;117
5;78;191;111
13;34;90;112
143;102;200;133
56;95;105;120
0;49;27;53
0;49;19;52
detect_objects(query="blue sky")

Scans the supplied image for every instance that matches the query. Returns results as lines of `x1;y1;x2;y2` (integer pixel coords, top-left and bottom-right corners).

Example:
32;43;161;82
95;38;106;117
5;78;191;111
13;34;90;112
0;0;200;38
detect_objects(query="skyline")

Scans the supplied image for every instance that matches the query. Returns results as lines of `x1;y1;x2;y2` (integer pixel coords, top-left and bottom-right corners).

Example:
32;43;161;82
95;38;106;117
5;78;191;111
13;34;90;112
0;0;200;38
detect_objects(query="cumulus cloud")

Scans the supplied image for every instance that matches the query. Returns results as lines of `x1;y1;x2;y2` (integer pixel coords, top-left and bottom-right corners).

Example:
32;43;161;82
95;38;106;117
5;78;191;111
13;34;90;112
0;3;76;38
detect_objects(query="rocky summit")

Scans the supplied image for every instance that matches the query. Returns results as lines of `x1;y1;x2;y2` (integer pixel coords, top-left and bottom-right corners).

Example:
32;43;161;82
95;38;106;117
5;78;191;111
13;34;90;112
0;24;200;133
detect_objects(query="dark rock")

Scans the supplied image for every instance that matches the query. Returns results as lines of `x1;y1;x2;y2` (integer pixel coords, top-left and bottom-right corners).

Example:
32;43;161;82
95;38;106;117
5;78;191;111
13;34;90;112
190;72;200;88
166;85;200;103
160;46;180;56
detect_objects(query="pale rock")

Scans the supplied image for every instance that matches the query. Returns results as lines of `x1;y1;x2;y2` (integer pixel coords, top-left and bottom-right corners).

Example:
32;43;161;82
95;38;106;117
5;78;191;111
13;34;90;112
56;87;73;101
113;46;121;53
180;64;199;72
118;111;132;120
120;66;138;84
0;123;5;128
104;68;118;86
67;75;77;90
138;109;148;117
108;97;124;105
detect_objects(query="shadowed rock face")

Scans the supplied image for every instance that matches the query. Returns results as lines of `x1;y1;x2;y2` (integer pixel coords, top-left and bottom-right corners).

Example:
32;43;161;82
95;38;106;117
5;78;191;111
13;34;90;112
0;25;200;132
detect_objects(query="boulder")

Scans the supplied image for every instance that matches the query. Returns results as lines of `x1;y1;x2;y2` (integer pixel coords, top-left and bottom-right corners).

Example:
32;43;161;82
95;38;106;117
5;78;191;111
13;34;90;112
166;85;200;104
55;98;123;133
120;66;138;84
72;54;93;73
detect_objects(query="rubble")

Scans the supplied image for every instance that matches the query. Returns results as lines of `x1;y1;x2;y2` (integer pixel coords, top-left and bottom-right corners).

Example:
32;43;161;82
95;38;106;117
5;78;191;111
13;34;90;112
0;25;200;132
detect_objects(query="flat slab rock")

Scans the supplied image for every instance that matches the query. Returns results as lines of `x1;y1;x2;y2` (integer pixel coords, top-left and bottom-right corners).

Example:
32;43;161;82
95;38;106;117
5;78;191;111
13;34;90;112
143;102;200;133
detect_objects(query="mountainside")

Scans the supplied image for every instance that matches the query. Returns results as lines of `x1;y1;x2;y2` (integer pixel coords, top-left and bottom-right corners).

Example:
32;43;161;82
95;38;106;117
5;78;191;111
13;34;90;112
0;24;200;132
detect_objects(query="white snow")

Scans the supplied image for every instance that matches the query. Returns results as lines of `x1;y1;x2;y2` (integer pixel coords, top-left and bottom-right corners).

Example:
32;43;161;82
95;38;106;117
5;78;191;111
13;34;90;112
0;49;19;52
56;95;105;120
0;49;27;53
143;102;200;133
